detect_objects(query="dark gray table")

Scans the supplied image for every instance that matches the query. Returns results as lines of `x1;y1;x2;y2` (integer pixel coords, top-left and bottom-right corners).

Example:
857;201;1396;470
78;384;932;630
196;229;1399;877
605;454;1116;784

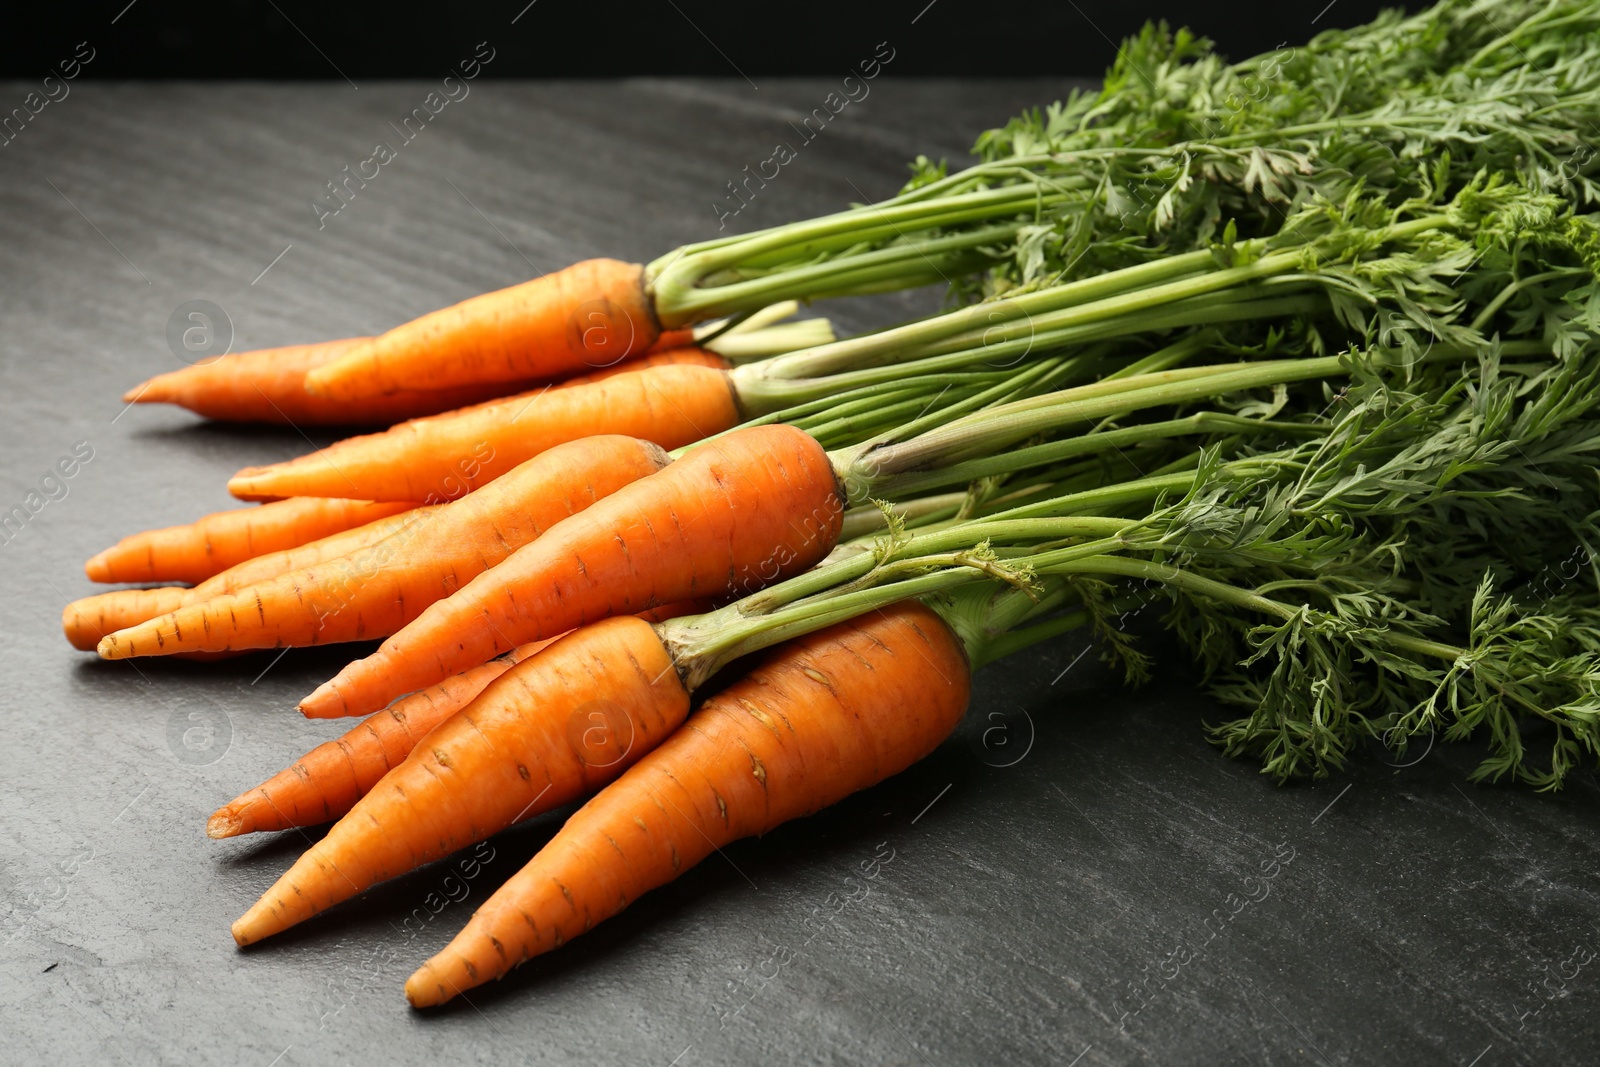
2;75;1596;1067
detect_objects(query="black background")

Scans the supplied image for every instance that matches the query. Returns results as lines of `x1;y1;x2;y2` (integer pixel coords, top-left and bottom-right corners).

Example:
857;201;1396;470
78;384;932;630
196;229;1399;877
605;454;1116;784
9;0;1420;79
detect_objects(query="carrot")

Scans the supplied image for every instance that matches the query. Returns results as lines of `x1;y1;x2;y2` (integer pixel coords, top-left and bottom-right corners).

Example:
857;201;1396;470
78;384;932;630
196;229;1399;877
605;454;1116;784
231;613;694;945
84;497;417;585
297;423;844;718
227;352;735;503
647;328;696;352
63;506;438;650
62;587;189;652
206;602;706;839
186;506;437;598
96;436;671;665
122;339;550;426
209;640;552;839
302;259;660;401
405;600;971;1006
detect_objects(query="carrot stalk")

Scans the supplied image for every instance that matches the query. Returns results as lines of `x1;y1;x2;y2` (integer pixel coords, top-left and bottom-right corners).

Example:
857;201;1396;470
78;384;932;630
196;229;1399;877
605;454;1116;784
302;259;661;400
230;614;694;945
404;601;971;1006
84;498;417;585
95;436;671;664
228;355;737;503
296;424;843;718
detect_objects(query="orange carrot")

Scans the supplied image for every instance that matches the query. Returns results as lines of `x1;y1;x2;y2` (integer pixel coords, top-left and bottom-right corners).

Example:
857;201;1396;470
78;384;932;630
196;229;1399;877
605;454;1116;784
297;424;844;718
186;506;437;598
63;507;438;650
209;640;552;839
227;353;735;503
405;601;971;1006
231;614;694;945
122;339;550;426
96;436;671;665
647;328;696;352
62;588;189;652
302;259;660;400
85;497;417;585
205;602;705;839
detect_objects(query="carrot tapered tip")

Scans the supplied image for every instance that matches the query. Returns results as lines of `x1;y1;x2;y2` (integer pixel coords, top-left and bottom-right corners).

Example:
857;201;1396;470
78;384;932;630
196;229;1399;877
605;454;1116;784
83;552;113;582
298;682;345;719
95;635;122;659
230;918;253;947
227;469;288;503
207;808;243;839
404;964;453;1008
122;373;183;404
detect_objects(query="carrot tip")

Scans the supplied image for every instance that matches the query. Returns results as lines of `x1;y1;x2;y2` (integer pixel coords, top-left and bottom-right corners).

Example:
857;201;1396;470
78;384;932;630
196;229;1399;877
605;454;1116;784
84;554;112;582
230;919;252;948
404;966;446;1008
227;475;279;503
95;636;121;659
297;684;343;719
206;809;243;839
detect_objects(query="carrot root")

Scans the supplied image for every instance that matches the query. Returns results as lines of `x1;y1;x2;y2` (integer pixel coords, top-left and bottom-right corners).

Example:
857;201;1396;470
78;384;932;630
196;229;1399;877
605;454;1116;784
404;601;971;1006
62;587;190;652
121;338;557;426
85;498;416;585
226;357;737;503
97;436;671;664
230;615;691;945
297;424;843;719
205;639;552;838
302;259;661;400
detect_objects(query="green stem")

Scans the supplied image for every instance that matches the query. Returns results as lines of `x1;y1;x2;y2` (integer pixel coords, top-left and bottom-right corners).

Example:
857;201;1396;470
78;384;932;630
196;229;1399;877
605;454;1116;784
970;607;1098;668
750;245;1230;380
877;411;1323;499
648;186;1068;324
852;357;1347;480
1046;555;1466;662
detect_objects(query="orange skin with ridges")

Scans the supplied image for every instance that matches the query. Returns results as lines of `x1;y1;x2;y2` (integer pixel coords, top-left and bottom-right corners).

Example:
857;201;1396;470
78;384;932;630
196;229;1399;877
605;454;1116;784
96;436;670;664
405;601;972;1007
231;614;693;946
62;587;189;652
302;259;661;400
298;424;844;720
84;497;417;585
208;639;553;839
65;508;438;651
228;357;737;503
206;601;705;838
122;338;550;426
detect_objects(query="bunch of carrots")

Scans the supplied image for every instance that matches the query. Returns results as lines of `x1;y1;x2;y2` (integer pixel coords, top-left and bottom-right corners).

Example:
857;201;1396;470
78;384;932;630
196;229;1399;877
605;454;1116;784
67;0;1600;1007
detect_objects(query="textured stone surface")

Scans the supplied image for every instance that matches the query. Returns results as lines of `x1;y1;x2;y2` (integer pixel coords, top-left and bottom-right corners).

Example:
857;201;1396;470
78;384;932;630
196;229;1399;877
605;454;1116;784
1;78;1596;1066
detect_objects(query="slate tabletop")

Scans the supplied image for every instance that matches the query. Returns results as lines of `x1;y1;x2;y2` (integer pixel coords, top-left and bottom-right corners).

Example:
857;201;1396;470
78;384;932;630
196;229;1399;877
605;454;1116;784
1;75;1598;1067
